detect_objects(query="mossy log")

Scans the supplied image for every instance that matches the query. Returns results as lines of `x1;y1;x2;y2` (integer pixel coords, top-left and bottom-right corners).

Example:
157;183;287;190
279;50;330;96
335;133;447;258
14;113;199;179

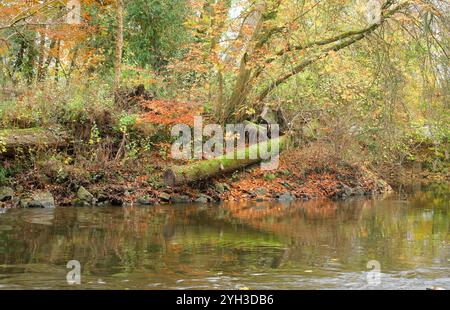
164;136;287;186
0;127;69;156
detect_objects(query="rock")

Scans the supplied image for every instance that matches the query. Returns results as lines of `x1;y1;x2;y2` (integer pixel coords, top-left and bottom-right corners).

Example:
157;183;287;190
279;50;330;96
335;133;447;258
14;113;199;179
278;192;295;202
255;187;267;196
376;179;386;189
158;192;171;202
10;197;20;208
375;179;392;192
170;195;191;203
202;194;213;201
354;186;365;196
0;187;14;202
56;169;69;183
96;193;110;203
214;182;225;194
195;196;208;203
20;198;31;208
110;198;124;206
73;199;91;207
137;196;155;206
26;191;55;208
77;186;94;204
342;184;353;197
195;194;213;204
298;193;310;201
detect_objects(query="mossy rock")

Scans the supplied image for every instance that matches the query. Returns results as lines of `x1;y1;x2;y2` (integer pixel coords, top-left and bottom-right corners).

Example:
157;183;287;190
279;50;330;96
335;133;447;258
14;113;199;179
0;187;14;202
77;186;94;204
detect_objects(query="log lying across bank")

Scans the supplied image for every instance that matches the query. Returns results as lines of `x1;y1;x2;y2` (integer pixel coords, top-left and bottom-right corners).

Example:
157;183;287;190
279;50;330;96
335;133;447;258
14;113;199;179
0;127;69;156
164;136;287;186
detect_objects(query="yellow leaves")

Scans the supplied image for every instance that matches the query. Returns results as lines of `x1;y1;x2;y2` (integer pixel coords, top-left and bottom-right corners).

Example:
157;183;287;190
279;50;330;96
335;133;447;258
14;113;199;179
0;135;6;154
328;50;337;58
245;107;256;116
395;14;413;23
63;156;74;165
146;78;157;85
341;91;354;101
0;44;8;57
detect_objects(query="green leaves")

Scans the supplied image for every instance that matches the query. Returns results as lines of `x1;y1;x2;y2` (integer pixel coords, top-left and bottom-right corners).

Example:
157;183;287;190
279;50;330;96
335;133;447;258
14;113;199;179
117;113;138;134
125;0;189;69
84;0;189;72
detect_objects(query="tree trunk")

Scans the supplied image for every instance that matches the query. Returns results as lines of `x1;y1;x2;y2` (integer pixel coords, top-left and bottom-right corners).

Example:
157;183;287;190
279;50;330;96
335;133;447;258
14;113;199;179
41;39;56;81
36;30;46;82
164;135;287;186
66;47;79;85
54;39;61;81
114;0;124;93
24;36;37;85
222;1;409;120
222;3;266;122
13;40;26;73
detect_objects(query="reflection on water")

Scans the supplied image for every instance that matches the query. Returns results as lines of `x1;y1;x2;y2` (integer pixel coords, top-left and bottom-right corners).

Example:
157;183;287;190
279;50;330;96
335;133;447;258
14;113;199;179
0;183;448;290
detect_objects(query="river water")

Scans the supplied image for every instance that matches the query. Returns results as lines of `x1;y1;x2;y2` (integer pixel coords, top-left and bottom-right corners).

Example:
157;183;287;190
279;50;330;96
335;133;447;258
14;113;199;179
0;183;448;290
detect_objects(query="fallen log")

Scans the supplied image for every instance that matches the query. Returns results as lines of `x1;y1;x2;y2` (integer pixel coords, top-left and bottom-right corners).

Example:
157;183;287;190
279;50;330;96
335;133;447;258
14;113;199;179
0;127;69;156
164;135;287;186
243;120;268;137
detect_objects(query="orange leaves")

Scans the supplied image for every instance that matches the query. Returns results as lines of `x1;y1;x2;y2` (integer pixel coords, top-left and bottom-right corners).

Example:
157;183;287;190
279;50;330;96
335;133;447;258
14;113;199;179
138;99;203;127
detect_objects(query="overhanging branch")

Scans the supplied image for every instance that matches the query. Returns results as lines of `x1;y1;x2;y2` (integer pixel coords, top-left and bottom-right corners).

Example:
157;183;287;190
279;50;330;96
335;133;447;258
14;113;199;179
256;1;411;103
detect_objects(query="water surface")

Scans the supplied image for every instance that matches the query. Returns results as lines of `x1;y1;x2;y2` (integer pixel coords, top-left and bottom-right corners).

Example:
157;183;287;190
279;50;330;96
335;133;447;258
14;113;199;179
0;183;448;290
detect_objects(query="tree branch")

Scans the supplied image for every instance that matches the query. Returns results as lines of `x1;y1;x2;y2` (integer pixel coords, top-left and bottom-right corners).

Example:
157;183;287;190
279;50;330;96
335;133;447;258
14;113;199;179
0;0;65;31
263;0;401;66
257;1;411;103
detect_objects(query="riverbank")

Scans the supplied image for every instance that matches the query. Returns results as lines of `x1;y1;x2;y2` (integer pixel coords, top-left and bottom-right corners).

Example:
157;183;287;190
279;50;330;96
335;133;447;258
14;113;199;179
0;142;399;209
1;89;448;209
1;108;447;209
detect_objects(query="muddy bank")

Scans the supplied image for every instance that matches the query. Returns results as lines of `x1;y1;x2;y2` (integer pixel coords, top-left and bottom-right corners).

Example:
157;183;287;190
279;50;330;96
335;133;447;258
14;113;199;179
0;147;394;209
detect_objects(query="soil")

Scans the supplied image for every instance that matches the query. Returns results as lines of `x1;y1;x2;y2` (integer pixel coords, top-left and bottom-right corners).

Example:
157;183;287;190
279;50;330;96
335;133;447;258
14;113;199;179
1;147;395;209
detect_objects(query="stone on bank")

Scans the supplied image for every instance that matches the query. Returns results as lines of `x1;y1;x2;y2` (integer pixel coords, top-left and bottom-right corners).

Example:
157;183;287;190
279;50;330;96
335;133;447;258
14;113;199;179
22;191;55;208
0;187;14;202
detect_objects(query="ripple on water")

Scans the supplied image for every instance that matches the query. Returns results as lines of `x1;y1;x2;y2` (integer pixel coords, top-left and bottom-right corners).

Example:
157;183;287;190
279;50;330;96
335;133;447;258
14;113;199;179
0;184;448;290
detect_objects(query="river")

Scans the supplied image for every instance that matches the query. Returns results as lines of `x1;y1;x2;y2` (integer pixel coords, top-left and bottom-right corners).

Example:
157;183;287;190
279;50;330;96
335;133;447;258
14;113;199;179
0;183;448;290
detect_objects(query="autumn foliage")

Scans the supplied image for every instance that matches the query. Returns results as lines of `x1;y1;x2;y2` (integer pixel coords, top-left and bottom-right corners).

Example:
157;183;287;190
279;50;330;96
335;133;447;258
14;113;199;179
138;99;203;126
